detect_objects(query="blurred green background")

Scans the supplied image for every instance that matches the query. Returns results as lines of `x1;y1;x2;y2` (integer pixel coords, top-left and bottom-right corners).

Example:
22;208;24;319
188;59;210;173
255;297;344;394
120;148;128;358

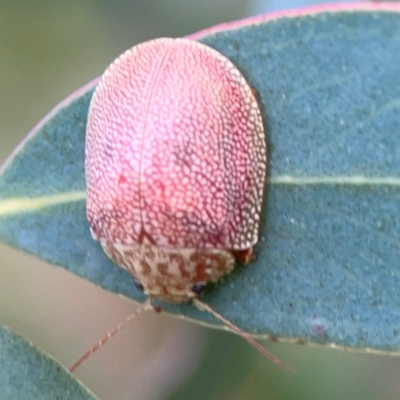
1;1;400;399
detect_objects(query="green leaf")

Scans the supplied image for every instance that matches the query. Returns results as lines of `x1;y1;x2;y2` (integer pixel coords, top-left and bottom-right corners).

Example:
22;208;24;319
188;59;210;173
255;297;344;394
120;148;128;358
0;324;97;400
2;5;400;354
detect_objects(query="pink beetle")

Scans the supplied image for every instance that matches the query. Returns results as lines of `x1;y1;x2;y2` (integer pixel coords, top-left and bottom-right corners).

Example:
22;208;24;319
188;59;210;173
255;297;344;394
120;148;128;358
72;38;293;374
85;38;266;303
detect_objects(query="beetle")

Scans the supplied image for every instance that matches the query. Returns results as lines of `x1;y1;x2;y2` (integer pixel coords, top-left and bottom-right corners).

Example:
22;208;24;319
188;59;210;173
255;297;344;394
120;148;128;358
72;38;292;373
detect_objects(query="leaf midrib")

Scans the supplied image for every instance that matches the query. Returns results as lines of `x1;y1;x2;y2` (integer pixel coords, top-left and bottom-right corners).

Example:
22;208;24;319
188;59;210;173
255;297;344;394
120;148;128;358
0;191;85;216
1;174;400;216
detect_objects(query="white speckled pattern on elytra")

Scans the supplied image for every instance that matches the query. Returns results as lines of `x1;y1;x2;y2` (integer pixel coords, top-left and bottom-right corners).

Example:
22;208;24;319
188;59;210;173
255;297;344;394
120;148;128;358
85;38;266;302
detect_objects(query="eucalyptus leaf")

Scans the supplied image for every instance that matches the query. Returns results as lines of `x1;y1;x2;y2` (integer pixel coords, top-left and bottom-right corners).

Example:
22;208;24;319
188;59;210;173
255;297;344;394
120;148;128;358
0;325;97;400
1;6;400;354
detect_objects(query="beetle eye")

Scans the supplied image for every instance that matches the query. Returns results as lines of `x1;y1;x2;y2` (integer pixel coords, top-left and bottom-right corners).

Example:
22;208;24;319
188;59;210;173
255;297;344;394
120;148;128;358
135;281;144;291
191;283;206;295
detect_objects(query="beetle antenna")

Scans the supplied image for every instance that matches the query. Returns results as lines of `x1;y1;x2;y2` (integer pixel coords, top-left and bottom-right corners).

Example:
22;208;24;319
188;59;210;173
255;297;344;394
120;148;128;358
69;298;154;373
193;298;295;374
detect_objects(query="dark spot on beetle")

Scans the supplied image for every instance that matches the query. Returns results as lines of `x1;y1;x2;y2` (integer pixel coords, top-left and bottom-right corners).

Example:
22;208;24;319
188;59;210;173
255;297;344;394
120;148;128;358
153;305;162;313
145;248;156;260
296;339;306;345
232;248;253;264
234;41;240;51
124;249;134;260
135;281;144;291
269;335;278;342
157;262;172;276
289;302;293;308
191;283;206;295
169;254;190;278
140;260;151;275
